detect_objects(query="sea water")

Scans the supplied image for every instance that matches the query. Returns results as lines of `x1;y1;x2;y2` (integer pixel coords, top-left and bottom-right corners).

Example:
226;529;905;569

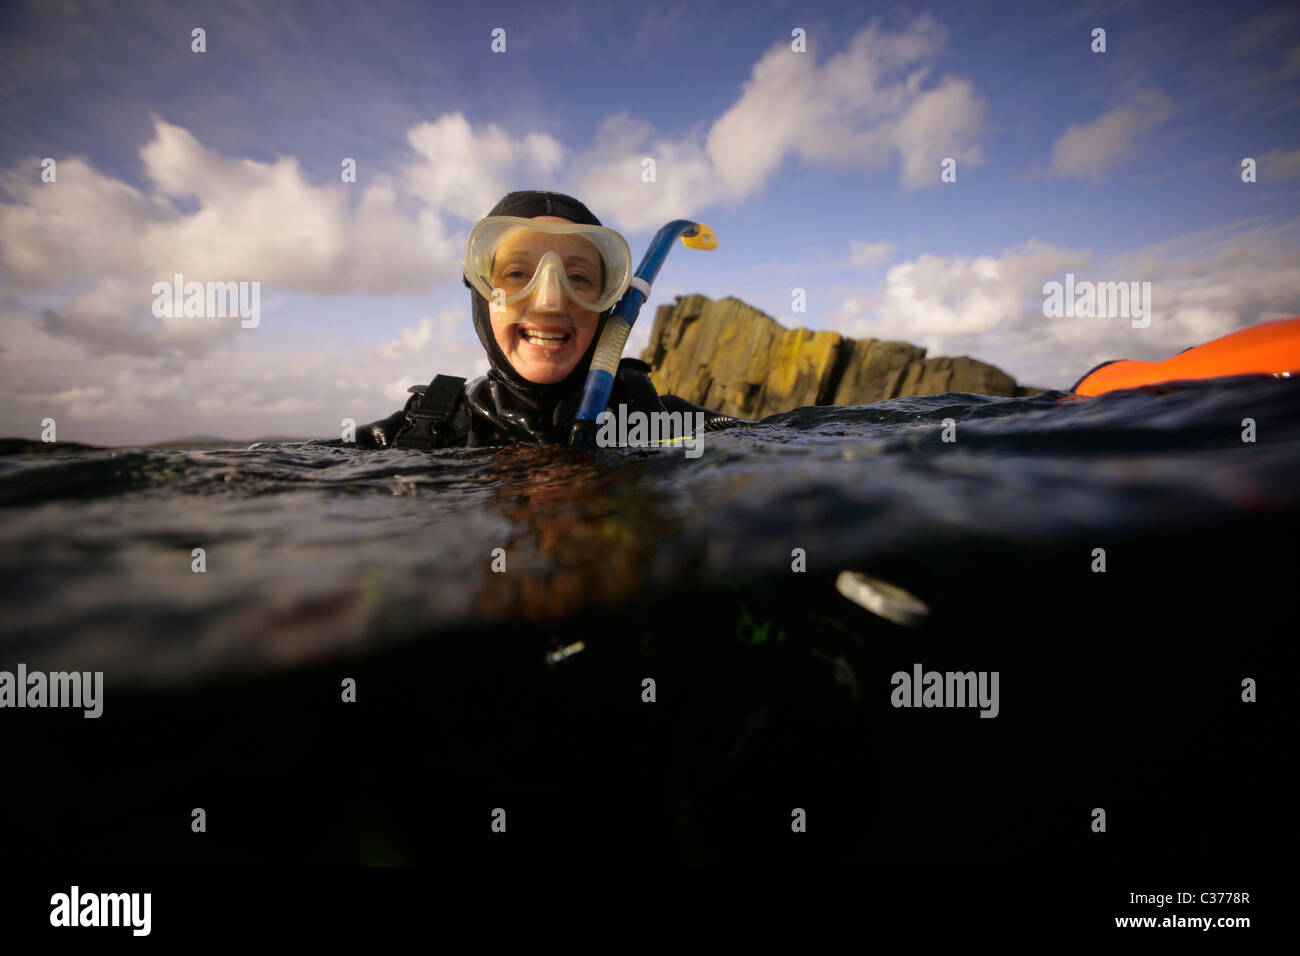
2;376;1296;864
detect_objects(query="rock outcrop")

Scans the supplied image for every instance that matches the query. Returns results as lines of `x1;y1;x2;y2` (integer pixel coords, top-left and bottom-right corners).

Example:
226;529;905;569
639;294;1034;419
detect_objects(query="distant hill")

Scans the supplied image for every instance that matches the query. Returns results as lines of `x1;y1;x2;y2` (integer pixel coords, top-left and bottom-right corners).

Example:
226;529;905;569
0;438;102;454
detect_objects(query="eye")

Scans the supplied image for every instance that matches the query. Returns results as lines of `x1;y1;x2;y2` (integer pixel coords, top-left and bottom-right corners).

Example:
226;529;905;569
569;273;594;286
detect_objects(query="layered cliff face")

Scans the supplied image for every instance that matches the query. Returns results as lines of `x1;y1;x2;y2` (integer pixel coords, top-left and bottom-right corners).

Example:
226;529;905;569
639;294;1036;419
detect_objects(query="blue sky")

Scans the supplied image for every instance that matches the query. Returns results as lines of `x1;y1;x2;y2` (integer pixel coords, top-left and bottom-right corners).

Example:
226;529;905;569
2;0;1298;442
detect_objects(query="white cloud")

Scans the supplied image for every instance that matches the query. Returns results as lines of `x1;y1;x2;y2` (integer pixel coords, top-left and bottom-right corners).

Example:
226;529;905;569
0;157;167;289
893;76;986;186
827;223;1300;388
570;113;724;233
0;305;491;444
377;309;462;361
135;118;460;292
581;18;987;228
707;18;985;191
1048;89;1172;182
38;275;235;357
849;240;895;267
404;112;566;221
0;114;570;360
850;239;1084;347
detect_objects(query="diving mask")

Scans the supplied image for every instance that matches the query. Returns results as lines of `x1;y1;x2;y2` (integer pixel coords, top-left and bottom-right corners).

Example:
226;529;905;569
463;216;634;316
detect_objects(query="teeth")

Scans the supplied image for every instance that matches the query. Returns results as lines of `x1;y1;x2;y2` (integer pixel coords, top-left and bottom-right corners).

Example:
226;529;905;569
522;329;568;342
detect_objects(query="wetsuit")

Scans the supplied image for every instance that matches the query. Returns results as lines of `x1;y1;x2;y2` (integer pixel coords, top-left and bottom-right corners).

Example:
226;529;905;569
358;356;734;449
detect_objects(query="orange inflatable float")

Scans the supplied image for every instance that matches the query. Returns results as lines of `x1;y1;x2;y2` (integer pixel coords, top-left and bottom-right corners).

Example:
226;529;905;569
1070;316;1300;396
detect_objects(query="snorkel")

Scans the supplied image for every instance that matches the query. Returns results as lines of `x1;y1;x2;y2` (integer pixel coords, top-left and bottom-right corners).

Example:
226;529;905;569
567;219;717;447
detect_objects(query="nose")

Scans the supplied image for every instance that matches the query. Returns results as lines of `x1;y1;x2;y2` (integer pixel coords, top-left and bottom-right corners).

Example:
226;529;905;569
529;262;565;313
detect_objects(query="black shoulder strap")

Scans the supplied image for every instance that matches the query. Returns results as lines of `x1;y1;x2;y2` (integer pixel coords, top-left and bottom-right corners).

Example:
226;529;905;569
392;375;466;450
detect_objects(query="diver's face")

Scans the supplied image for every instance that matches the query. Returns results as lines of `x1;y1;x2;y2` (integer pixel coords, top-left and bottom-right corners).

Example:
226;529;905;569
488;215;602;385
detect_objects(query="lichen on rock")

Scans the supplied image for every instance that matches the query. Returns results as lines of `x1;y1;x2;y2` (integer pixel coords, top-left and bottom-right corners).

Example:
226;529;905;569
640;294;1033;419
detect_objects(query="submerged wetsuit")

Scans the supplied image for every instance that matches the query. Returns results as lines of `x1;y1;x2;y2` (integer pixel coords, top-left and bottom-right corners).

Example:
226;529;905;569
357;189;737;450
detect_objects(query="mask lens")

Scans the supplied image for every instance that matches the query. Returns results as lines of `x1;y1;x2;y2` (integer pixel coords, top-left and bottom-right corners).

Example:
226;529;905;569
491;232;604;306
468;217;631;313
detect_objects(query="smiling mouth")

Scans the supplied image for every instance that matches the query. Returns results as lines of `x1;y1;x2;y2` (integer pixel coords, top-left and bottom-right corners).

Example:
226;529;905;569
518;326;573;349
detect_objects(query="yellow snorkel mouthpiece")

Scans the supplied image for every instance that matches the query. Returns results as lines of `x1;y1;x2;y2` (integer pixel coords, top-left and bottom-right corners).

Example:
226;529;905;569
681;224;717;250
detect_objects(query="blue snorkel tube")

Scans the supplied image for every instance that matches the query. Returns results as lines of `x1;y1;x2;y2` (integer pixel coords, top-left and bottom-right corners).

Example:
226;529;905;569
567;219;717;447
